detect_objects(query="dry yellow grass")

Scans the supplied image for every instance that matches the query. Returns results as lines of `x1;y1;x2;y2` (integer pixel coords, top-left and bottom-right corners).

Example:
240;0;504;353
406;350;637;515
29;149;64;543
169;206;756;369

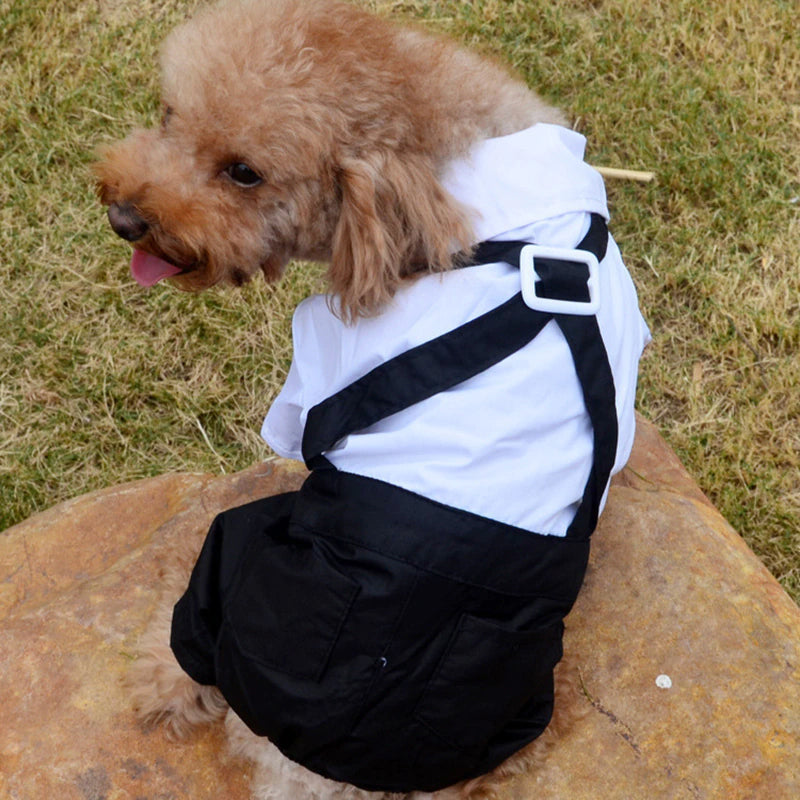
1;0;798;599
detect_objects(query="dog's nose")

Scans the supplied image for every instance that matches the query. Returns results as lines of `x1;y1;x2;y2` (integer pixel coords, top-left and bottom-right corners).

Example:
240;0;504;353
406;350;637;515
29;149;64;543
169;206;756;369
107;202;149;241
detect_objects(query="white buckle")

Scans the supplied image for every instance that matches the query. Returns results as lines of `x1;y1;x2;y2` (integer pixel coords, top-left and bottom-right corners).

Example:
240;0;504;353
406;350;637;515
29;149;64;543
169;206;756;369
519;245;600;315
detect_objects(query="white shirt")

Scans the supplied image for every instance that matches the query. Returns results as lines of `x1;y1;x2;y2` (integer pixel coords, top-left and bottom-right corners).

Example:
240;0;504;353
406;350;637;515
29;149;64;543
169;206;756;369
262;124;651;536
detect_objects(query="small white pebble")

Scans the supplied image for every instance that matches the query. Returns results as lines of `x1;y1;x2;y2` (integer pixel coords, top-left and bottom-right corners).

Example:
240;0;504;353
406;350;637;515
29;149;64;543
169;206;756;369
655;674;672;689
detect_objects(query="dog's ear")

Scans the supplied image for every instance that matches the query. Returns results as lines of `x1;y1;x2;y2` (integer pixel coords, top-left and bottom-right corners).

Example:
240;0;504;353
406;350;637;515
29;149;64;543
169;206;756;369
331;150;473;321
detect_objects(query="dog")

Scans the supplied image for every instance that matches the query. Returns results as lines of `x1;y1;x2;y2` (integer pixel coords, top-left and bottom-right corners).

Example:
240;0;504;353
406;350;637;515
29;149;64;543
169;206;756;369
95;1;650;797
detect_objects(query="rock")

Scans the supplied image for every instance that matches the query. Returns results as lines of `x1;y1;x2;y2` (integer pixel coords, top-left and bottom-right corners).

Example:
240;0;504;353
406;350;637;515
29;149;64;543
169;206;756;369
0;460;306;800
513;418;800;798
1;417;799;798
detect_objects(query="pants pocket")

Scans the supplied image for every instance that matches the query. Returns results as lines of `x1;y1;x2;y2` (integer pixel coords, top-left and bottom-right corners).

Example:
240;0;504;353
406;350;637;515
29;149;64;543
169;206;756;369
223;537;360;682
413;613;564;755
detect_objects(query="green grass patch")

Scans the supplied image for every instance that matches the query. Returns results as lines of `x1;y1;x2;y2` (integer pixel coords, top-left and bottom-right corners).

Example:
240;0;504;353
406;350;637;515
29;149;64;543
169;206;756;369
1;0;798;601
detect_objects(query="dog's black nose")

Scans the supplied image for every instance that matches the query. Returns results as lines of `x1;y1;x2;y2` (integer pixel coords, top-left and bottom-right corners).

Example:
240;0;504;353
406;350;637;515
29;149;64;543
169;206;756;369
107;202;149;241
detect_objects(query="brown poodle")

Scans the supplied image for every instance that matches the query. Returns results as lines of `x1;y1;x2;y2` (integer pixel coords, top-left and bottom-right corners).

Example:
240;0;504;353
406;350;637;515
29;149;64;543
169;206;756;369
95;1;592;798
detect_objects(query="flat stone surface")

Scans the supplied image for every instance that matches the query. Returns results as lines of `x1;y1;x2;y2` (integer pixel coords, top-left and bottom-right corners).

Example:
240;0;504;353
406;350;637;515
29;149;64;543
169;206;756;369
1;461;306;800
1;417;799;798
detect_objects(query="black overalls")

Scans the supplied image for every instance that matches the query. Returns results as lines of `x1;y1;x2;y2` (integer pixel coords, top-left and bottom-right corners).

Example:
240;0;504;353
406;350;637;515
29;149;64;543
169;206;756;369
171;215;618;793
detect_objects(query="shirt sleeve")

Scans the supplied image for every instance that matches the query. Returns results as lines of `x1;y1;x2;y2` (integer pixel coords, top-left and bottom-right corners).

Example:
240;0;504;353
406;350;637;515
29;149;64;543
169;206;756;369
260;353;306;460
260;295;344;461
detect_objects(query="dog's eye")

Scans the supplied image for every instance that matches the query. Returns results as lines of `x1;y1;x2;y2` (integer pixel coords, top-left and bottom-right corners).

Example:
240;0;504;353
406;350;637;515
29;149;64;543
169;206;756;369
225;162;263;187
161;105;174;129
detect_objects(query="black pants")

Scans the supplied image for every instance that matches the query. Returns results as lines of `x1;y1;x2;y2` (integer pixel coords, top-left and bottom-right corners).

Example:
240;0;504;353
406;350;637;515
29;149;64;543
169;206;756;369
171;469;590;792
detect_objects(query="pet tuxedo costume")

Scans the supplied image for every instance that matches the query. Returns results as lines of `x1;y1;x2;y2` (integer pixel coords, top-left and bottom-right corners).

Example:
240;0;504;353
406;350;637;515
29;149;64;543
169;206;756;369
171;124;651;792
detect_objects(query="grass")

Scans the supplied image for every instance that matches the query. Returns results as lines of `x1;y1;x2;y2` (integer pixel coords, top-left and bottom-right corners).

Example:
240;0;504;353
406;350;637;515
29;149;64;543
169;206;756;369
1;0;798;600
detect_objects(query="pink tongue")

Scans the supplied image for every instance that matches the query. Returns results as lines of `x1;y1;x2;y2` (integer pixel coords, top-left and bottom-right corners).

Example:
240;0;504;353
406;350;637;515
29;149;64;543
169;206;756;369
130;249;183;286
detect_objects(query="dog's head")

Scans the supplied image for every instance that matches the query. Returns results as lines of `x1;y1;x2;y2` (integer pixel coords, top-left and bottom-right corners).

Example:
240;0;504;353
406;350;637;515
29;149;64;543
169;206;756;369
95;0;507;319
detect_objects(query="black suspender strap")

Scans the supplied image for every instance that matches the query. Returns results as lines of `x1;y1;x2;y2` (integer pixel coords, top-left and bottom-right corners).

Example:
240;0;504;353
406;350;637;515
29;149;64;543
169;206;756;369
469;215;609;269
301;292;552;468
301;213;617;538
556;313;618;538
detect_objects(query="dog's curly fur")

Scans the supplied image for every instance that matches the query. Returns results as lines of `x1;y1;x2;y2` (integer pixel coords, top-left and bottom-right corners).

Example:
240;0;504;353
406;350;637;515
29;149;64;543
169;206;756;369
98;1;585;797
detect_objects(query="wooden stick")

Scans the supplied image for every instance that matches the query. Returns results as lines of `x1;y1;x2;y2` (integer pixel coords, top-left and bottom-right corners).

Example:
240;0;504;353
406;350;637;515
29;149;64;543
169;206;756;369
592;165;656;183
